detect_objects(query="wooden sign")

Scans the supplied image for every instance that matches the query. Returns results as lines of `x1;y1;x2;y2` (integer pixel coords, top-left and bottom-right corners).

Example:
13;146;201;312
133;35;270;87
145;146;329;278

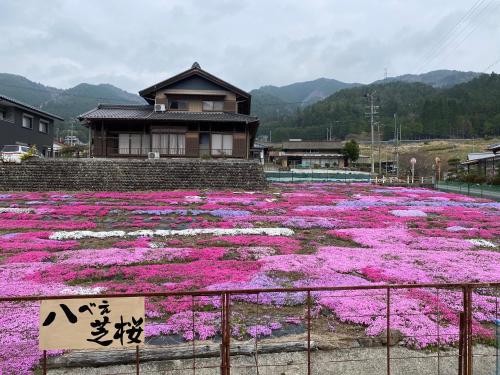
39;297;145;350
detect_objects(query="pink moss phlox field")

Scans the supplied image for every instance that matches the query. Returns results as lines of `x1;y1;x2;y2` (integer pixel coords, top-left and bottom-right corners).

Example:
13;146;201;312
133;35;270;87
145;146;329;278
0;183;498;373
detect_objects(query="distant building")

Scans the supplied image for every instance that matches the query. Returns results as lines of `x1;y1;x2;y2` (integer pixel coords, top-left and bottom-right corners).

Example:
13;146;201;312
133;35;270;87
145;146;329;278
51;140;66;157
268;140;346;168
79;62;259;159
64;135;83;146
461;146;499;177
0;94;63;156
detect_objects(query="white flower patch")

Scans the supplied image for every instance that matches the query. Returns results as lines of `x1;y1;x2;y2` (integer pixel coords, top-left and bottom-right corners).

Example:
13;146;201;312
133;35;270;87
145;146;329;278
0;207;34;213
390;209;427;217
128;230;155;237
468;239;496;248
50;230;126;240
59;286;107;295
154;228;295;237
185;195;203;203
446;226;473;232
50;227;295;240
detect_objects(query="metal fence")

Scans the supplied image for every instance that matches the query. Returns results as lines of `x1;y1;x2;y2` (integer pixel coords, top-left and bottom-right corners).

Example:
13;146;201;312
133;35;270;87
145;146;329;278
436;181;500;201
265;170;371;183
1;282;499;374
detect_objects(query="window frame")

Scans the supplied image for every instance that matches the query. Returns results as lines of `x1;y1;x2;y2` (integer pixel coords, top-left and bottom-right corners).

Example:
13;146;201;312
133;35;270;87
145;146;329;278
39;119;49;134
22;114;34;129
168;100;189;111
202;101;224;112
211;133;233;156
152;133;186;155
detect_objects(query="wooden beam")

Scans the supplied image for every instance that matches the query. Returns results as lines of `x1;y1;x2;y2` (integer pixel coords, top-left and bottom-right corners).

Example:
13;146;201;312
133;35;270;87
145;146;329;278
47;340;316;368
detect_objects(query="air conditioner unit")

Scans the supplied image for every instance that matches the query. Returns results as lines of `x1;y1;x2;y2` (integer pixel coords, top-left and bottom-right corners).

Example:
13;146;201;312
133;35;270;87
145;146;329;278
154;104;166;112
148;152;160;159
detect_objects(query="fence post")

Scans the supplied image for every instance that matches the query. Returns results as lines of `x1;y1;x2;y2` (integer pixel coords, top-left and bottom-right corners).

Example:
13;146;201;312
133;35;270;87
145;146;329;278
307;290;312;375
136;345;140;375
386;288;391;375
459;286;473;375
220;293;231;375
42;350;47;375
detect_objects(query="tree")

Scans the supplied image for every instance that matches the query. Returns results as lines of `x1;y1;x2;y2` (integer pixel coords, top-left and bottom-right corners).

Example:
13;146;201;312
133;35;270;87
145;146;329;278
343;139;360;162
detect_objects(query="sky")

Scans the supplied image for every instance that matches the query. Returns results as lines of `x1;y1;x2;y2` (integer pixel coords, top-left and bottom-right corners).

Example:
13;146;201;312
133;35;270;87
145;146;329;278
1;0;500;93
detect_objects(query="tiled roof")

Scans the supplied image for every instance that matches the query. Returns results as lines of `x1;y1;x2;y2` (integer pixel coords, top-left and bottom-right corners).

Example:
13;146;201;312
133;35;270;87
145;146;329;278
0;94;64;121
78;104;259;123
281;141;344;150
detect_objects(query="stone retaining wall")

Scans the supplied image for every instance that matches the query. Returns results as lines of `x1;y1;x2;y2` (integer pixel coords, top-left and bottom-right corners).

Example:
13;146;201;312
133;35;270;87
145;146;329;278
0;158;267;191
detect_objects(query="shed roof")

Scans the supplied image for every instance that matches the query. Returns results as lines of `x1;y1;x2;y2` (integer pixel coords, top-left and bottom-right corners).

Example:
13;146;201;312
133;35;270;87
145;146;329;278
467;152;496;161
487;143;500;153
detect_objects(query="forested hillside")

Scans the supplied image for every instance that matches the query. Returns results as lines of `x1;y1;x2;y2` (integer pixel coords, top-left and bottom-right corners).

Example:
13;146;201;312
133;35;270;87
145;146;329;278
1;70;496;143
257;73;500;142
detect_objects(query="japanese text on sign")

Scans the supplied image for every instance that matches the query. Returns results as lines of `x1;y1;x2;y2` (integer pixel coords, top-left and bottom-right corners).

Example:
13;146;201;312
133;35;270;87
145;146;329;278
39;297;145;350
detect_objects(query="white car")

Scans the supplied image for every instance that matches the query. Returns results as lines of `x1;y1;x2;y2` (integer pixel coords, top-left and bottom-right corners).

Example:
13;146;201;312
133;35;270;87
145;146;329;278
0;145;32;163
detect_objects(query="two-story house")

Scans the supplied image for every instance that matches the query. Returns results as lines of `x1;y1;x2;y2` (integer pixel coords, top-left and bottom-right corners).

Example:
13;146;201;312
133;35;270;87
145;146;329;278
79;63;260;159
0;95;63;155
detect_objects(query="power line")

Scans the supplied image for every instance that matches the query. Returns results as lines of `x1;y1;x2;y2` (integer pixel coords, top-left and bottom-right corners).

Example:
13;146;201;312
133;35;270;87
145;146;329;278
414;0;485;73
414;0;491;73
427;0;499;69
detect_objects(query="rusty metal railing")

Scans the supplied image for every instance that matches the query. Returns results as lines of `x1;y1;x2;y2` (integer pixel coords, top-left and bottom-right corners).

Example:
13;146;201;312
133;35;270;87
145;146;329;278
0;282;498;375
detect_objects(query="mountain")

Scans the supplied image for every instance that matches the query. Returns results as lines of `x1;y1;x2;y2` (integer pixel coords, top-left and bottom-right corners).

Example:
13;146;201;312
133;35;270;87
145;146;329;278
42;83;145;120
252;77;359;104
0;74;145;141
250;70;481;124
0;73;61;106
250;77;360;122
0;73;145;121
257;73;500;142
372;70;482;88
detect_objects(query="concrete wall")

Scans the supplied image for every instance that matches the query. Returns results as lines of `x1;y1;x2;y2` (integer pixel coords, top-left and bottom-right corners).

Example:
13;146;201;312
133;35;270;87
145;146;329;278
0;158;267;191
0;107;54;154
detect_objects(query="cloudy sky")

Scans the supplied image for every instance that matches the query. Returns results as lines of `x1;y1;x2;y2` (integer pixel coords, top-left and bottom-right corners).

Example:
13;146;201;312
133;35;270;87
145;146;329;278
1;0;500;92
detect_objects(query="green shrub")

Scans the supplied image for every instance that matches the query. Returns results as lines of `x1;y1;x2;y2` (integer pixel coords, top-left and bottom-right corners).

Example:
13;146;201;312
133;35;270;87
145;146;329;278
20;145;39;161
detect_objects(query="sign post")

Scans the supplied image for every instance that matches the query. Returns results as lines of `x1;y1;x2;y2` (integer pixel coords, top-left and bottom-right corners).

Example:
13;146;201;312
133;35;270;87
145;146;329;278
410;157;417;184
39;297;145;350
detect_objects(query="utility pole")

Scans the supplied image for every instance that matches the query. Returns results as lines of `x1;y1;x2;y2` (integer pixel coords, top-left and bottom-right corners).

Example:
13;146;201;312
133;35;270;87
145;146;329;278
365;92;378;174
377;122;382;175
394;113;400;178
269;130;272;142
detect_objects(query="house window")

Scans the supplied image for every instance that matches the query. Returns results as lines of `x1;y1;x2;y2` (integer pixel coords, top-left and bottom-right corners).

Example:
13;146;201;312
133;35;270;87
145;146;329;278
211;134;233;156
168;100;189;111
118;133;150;155
152;133;186;155
0;110;4;120
202;101;224;112
39;120;49;133
22;115;33;129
